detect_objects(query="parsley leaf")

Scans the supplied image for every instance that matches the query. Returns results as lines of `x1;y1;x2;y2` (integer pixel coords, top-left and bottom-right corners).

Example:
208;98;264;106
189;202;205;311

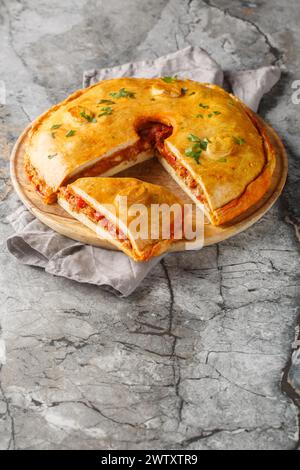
161;76;177;83
196;114;204;118
208;111;221;118
47;153;57;159
188;133;201;142
188;134;210;150
185;147;202;164
189;91;196;96
199;138;210;151
218;157;227;163
80;110;97;123
65;130;76;137
98;106;113;117
233;136;246;145
109;88;136;99
199;103;209;109
51;124;61;130
97;99;115;105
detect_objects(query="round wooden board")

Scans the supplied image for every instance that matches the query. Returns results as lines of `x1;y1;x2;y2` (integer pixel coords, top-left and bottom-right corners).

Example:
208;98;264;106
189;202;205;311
10;116;288;252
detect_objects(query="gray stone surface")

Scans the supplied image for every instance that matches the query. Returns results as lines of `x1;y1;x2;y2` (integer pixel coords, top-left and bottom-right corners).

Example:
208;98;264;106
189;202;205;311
0;0;299;450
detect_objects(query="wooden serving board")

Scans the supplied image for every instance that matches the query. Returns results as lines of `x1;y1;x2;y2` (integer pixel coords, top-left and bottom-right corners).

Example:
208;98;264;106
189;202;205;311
10;117;288;252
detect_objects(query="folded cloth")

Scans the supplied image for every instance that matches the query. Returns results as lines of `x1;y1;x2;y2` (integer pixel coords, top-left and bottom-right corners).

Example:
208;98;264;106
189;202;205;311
7;46;280;296
83;47;224;89
7;206;160;296
225;65;281;112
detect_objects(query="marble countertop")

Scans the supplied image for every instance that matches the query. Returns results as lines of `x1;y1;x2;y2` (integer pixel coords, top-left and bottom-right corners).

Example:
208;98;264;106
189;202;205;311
0;0;299;450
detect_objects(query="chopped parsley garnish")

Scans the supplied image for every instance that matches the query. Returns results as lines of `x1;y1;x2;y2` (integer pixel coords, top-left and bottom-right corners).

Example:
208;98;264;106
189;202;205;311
189;91;196;96
218;157;227;163
208;110;221;118
80;110;97;123
98;106;113;117
196;113;204;118
47;153;57;159
109;88;136;99
200;138;210;151
65;130;76;137
97;99;115;105
233;136;246;145
161;76;177;83
185;147;202;164
199;103;209;109
188;133;202;142
185;135;211;164
50;124;61;137
188;134;210;150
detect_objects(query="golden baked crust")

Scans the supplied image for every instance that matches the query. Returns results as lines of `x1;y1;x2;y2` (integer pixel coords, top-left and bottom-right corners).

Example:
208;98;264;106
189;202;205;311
25;77;276;225
213;105;276;224
58;177;185;261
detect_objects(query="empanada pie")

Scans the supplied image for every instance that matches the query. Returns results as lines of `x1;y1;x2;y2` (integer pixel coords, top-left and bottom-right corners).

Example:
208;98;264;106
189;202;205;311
25;77;276;229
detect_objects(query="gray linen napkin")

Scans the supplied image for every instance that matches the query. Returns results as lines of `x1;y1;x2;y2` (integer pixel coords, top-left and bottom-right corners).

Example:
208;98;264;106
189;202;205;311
7;46;280;296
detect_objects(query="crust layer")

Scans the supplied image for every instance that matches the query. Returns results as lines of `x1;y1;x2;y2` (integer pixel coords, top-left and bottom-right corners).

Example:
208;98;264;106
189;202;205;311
213;106;276;224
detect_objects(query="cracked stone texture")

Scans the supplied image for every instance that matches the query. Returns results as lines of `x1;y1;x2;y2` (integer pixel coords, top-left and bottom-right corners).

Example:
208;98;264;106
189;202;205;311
0;0;299;450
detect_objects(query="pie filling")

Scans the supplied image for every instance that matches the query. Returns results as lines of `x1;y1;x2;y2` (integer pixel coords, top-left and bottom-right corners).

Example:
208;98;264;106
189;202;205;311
25;121;209;211
60;187;132;249
74;137;152;179
156;139;208;204
25;157;58;204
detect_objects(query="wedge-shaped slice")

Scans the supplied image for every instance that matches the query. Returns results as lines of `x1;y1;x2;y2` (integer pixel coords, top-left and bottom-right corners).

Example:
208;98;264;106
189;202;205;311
58;177;187;261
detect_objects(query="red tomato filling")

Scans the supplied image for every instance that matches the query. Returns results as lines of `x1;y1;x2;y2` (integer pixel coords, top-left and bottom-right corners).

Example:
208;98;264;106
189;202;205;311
60;188;129;244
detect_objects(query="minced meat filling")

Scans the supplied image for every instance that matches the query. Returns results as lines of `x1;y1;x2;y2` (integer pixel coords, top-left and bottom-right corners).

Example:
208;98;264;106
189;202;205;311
25;157;57;204
75;137;152;180
60;187;130;246
157;142;206;204
141;123;207;205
